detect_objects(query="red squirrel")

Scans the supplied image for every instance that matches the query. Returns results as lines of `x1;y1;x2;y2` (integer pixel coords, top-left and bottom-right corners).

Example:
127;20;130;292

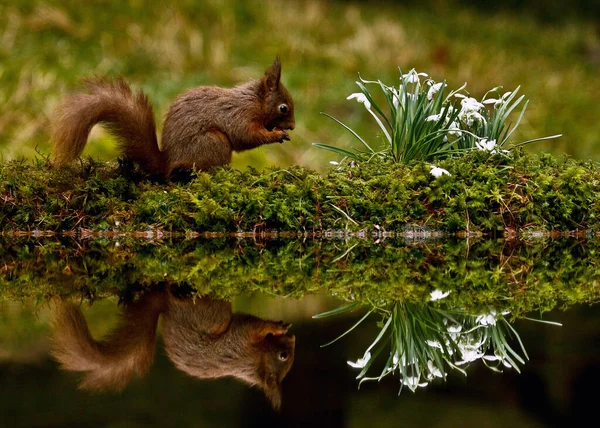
51;58;295;177
51;290;295;410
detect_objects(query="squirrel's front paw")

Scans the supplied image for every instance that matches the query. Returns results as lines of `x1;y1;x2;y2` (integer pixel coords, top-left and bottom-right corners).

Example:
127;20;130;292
273;128;290;143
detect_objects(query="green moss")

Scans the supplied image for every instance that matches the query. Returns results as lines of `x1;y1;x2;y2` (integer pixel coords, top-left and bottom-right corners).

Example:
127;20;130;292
2;150;598;233
1;236;598;317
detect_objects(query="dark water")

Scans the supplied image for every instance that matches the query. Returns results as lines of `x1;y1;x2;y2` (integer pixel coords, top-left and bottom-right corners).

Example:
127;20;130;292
1;236;598;427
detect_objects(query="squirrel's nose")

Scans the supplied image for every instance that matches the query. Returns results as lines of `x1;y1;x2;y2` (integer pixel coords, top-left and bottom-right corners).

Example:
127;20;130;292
288;122;295;131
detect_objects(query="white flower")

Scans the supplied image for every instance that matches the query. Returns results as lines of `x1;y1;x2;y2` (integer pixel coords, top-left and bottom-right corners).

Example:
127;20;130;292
476;138;497;152
402;376;428;391
402;70;428;84
447;324;462;333
483;354;512;368
447;121;462;137
427;82;444;101
483;91;512;108
347;92;371;110
482;354;501;361
329;161;340;165
390;87;400;109
426;340;443;349
463;110;486;127
427;360;444;378
426;113;442;122
460;97;484;113
429;165;451;178
476;313;497;326
455;348;484;365
347;352;371;369
430;289;450;301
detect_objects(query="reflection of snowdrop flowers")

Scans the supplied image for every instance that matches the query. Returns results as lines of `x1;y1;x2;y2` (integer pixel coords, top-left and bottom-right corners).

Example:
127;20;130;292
347;352;371;368
476;309;510;326
447;324;462;333
429;165;451;178
483;354;512;368
430;289;451;301
427;360;444;379
402;376;428;392
347;92;371;110
456;348;485;365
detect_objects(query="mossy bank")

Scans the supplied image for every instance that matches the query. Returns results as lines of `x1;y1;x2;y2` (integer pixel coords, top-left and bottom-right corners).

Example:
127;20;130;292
1;150;599;234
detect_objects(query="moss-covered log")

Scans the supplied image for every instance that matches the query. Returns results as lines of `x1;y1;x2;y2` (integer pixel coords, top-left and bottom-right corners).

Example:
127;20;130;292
1;150;599;233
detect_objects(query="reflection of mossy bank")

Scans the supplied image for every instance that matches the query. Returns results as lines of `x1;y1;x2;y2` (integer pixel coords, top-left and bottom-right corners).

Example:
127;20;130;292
1;237;599;316
1;150;599;233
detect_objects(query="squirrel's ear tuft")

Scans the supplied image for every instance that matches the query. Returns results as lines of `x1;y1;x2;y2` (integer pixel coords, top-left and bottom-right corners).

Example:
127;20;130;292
264;57;282;92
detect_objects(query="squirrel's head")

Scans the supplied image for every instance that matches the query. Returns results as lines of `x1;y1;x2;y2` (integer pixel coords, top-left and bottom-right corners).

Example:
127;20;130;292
261;57;295;134
257;325;296;411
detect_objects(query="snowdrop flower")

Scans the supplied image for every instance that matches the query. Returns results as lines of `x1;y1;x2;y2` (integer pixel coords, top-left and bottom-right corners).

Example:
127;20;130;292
427;82;444;101
429;165;451;178
447;324;462;333
476;138;497;152
430;289;450;301
460;96;484;113
329;161;340;165
426;340;443;349
348;351;371;368
402;70;428;84
426;113;442;122
463;110;486;127
447;121;462;137
483;91;512;108
347;92;371;110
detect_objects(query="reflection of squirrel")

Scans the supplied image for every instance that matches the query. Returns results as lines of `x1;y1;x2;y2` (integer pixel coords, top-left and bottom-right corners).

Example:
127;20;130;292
51;290;295;409
50;58;295;177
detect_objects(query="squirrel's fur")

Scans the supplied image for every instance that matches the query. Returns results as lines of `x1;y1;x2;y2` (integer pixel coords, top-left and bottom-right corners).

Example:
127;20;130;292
51;290;295;410
51;58;295;177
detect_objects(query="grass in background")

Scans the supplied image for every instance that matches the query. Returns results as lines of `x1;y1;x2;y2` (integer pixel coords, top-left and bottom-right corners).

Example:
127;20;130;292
0;0;598;171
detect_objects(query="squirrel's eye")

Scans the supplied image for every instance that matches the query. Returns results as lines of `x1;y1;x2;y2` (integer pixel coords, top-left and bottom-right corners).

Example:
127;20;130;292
279;351;288;361
279;104;288;114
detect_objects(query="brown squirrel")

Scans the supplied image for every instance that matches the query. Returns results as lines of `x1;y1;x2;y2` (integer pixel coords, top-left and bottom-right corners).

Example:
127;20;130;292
50;58;295;177
51;290;295;409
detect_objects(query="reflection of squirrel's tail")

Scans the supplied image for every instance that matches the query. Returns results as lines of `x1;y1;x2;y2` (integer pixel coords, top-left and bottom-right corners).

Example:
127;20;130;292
51;293;164;391
51;78;167;175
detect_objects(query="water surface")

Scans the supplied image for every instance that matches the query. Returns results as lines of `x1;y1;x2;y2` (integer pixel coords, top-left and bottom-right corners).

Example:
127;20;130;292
1;236;598;427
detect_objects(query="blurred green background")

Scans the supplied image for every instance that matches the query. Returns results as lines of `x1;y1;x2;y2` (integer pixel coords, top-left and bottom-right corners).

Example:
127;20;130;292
0;0;598;171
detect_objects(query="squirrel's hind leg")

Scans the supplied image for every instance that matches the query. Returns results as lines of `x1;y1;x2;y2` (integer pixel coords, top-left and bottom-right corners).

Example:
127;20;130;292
166;131;233;178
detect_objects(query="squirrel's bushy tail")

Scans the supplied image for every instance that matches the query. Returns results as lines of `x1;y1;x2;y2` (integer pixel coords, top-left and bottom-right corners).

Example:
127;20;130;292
51;299;160;392
51;78;166;175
